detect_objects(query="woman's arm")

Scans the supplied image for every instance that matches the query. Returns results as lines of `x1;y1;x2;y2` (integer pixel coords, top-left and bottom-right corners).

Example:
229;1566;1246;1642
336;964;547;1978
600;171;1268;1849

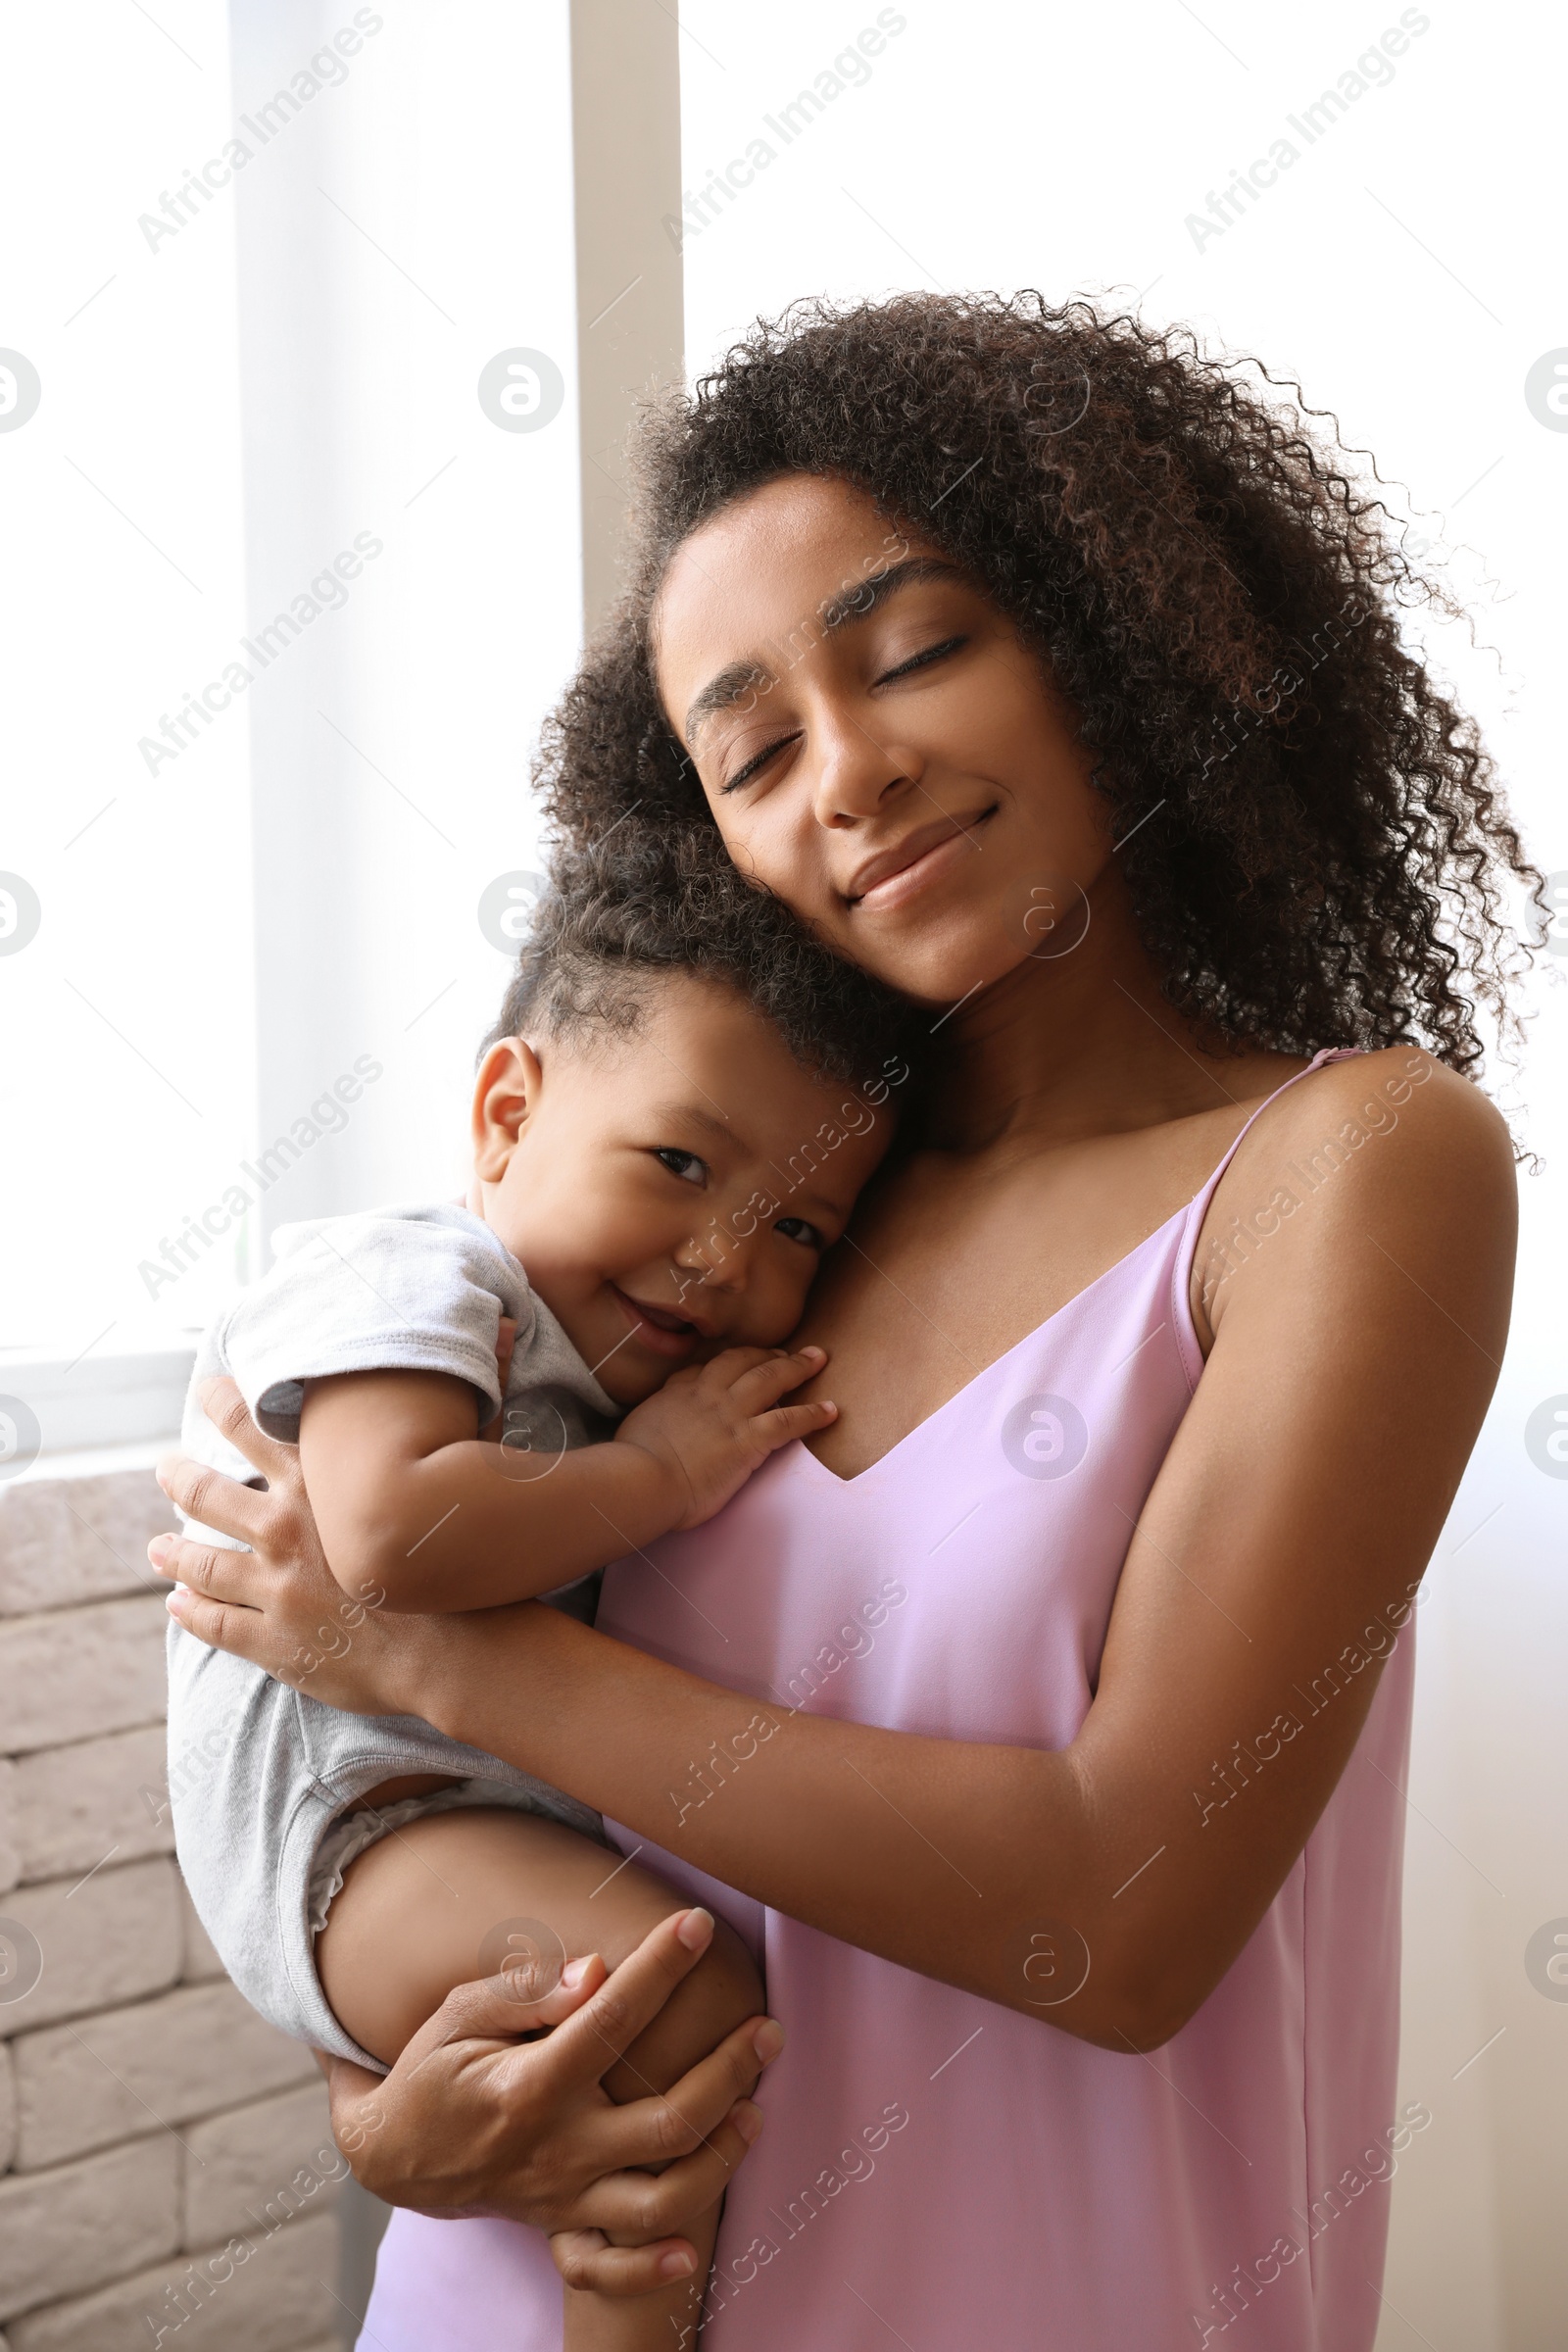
160;1059;1514;2050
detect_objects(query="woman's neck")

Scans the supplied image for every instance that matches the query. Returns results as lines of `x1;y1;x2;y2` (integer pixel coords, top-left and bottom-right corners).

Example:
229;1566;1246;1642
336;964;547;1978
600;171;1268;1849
925;868;1259;1157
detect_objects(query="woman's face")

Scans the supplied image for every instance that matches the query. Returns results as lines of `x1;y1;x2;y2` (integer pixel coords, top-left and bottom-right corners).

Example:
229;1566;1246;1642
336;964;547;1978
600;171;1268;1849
652;473;1114;1005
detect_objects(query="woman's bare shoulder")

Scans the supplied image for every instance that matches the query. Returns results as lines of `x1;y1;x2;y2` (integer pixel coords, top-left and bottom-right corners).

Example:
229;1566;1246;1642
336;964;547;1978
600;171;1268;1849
1198;1045;1517;1350
1229;1044;1514;1196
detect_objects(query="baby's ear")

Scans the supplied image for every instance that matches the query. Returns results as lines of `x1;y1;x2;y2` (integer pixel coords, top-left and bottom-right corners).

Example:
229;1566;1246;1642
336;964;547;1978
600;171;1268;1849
471;1036;544;1177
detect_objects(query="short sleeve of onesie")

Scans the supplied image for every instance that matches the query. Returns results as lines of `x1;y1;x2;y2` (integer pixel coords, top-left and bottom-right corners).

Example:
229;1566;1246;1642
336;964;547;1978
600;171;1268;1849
214;1202;614;1442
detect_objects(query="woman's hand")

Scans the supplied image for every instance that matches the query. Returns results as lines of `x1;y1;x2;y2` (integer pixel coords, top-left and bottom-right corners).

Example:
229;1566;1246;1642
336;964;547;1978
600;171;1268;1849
323;1908;778;2295
151;1376;431;1716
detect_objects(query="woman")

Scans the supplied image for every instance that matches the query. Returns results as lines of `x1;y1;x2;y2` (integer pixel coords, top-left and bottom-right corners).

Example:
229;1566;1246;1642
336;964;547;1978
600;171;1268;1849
156;295;1530;2349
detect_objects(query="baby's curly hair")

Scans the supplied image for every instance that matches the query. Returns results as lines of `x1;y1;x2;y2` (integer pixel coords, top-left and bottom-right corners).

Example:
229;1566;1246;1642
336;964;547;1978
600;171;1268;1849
538;291;1536;1074
485;832;922;1089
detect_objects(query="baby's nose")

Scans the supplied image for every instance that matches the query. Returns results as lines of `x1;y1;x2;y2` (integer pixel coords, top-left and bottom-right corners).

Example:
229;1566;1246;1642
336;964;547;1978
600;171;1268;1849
675;1232;751;1295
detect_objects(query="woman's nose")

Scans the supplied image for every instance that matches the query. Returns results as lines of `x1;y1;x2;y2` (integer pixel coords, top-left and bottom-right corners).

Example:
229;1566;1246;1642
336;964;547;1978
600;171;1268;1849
809;708;922;829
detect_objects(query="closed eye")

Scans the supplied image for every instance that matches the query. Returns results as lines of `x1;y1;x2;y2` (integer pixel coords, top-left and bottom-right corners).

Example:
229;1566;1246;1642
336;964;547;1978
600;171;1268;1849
718;636;966;793
654;1147;708;1186
720;732;801;795
775;1214;825;1250
874;634;967;686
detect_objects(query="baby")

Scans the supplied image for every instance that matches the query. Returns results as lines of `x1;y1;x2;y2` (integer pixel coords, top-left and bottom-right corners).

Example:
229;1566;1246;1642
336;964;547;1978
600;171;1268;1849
166;858;907;2350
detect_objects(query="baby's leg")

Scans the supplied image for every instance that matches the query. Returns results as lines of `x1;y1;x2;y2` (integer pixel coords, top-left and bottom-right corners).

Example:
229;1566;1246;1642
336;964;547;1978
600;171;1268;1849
317;1807;764;2350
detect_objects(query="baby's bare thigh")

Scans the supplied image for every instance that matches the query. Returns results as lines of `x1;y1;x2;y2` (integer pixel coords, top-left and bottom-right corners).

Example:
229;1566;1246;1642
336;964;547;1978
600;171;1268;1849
317;1807;762;2081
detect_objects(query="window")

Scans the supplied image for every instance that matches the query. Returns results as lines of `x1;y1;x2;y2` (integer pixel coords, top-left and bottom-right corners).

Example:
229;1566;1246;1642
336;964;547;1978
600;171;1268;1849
3;1;581;1398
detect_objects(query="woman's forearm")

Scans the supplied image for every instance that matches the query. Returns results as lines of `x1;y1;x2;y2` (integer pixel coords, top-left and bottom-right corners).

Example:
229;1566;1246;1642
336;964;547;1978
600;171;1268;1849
414;1601;1090;2010
409;1597;1333;2051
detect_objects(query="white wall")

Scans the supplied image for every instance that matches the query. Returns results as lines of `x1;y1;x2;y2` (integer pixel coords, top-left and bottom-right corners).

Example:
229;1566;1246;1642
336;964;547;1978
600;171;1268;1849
673;3;1565;2343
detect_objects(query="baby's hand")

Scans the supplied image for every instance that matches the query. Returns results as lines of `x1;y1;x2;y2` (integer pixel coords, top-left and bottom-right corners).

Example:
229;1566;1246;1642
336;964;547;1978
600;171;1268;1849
615;1346;834;1530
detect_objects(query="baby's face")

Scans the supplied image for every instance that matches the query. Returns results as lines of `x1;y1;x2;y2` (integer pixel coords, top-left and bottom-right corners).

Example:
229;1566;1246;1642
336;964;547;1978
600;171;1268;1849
472;973;896;1406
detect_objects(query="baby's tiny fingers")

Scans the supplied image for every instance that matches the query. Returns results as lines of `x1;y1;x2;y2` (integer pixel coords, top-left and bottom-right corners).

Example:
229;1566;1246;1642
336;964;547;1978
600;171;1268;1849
551;2229;701;2298
729;1350;827;1408
750;1400;837;1453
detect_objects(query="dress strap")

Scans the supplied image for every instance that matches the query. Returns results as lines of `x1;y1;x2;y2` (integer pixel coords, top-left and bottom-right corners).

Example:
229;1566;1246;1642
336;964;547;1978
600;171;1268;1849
1170;1046;1367;1390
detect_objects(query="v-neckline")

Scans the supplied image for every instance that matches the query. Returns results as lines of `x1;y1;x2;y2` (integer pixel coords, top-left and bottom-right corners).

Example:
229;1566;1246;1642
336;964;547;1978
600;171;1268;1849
797;1045;1354;1490
797;1202;1189;1490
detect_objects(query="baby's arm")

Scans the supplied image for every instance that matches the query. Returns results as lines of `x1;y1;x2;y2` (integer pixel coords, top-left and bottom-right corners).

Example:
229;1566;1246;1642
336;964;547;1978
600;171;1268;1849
298;1345;831;1612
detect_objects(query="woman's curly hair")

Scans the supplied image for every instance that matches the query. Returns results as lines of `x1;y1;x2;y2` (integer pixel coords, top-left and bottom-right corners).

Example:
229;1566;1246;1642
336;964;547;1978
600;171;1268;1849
538;291;1536;1074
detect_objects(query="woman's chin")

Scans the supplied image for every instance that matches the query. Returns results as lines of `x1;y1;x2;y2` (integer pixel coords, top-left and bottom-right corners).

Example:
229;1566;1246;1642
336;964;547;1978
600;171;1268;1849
856;929;1029;1017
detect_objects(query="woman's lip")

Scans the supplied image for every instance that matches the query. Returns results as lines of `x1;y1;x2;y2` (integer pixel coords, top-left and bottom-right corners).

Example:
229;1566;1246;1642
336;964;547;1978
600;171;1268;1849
851;817;989;914
610;1286;702;1358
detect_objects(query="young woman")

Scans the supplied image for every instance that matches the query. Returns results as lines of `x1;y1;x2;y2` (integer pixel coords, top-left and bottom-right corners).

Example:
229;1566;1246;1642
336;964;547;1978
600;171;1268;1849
156;295;1531;2350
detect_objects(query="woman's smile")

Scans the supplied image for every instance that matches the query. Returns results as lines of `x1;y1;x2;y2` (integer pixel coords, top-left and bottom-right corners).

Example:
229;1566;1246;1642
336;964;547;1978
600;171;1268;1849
844;808;998;913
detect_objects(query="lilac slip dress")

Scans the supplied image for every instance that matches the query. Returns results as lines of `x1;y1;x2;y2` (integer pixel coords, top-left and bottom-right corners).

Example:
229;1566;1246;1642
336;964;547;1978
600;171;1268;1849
362;1048;1415;2350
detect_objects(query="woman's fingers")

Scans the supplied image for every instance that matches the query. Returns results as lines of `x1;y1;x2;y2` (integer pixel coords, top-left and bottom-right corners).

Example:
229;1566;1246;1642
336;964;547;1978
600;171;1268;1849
195;1374;296;1481
162;1585;272;1669
323;2050;396;2159
153;1449;273;1547
478;1320;520;1441
147;1533;256;1602
571;2009;781;2183
153;1381;299;1544
532;1909;720;2092
156;1536;329;1684
564;2095;766;2241
411;1953;608;2066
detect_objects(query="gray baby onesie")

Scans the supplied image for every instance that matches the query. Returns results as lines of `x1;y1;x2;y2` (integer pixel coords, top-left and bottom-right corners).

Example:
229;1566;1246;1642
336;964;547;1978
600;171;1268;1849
167;1202;617;2068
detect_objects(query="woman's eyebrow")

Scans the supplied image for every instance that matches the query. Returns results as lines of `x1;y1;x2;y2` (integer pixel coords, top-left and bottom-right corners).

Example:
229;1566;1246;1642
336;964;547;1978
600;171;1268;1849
684;557;964;742
817;555;962;632
686;661;771;744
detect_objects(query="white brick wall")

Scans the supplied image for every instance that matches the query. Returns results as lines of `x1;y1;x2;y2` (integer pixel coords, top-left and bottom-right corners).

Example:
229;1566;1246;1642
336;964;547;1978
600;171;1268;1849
0;1762;19;1894
7;2211;341;2352
0;1857;183;2031
0;2138;181;2319
182;2083;340;2247
0;1594;171;1755
179;1877;225;1984
15;1983;318;2171
0;1465;353;2349
12;1726;174;1882
0;1471;175;1618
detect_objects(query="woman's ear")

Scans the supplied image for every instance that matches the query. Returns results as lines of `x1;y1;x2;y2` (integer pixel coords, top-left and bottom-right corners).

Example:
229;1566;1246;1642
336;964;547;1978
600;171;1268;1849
472;1037;544;1182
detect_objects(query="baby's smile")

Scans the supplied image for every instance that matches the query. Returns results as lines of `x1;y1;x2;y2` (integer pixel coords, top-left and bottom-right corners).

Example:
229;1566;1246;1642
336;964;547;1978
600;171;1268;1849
473;967;899;1406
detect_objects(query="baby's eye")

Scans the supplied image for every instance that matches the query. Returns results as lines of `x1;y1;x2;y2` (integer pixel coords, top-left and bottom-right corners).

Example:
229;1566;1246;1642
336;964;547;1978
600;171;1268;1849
655;1148;708;1187
775;1214;825;1250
